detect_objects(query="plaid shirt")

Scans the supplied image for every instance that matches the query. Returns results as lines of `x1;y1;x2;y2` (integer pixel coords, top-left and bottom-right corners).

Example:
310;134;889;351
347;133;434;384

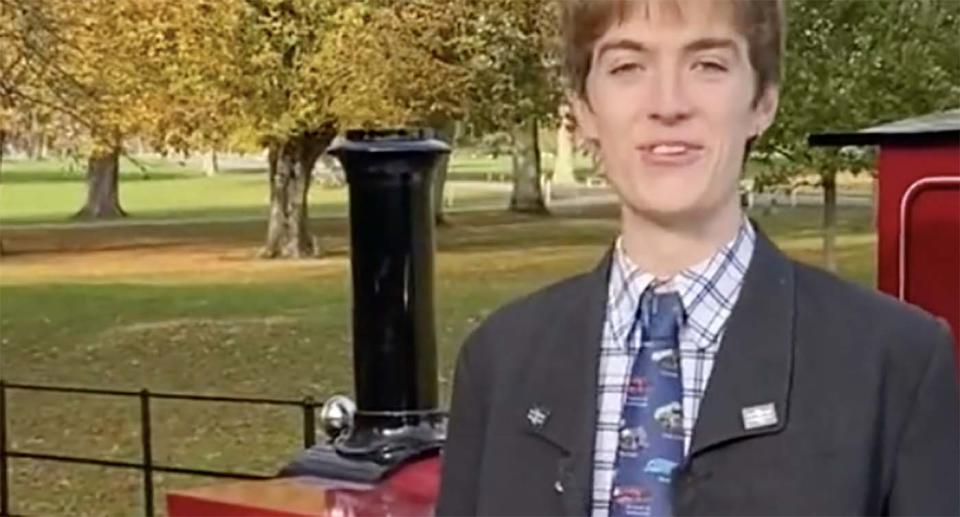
590;220;756;516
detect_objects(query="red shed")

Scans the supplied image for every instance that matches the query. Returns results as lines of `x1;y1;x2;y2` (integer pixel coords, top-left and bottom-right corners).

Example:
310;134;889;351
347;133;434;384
809;109;960;361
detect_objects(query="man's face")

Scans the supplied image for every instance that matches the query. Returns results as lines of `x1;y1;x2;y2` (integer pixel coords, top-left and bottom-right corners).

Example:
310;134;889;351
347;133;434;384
573;3;778;226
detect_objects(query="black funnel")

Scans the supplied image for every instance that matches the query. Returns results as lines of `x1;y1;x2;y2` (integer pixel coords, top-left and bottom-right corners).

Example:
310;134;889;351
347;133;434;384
279;129;450;482
334;129;448;419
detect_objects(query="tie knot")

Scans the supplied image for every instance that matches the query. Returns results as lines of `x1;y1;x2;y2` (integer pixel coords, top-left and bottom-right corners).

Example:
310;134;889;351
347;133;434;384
640;289;683;342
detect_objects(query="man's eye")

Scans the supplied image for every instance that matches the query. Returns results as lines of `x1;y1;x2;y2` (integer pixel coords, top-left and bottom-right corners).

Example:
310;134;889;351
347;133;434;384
694;60;728;73
610;63;643;75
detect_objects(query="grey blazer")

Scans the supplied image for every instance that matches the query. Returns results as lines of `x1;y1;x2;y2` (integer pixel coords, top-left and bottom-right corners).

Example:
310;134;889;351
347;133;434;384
436;229;960;516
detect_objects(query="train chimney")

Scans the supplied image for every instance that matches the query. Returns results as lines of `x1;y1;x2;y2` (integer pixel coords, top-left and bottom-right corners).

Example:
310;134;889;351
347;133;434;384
281;129;450;481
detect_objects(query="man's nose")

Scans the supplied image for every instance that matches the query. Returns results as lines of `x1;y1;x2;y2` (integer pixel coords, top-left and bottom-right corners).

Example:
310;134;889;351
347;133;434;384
647;67;692;125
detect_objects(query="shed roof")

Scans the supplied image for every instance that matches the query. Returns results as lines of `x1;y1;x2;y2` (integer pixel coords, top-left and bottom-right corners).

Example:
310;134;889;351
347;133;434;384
808;109;960;147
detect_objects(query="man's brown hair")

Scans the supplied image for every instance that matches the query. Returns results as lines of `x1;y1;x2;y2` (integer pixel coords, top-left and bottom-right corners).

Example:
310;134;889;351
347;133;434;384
561;0;786;107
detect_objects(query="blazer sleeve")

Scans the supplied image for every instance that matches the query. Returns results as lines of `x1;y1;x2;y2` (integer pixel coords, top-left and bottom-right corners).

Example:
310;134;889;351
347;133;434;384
436;328;490;516
887;322;960;516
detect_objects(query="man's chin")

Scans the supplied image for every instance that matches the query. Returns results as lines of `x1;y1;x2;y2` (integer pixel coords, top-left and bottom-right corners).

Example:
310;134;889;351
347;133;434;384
620;194;699;219
619;197;731;229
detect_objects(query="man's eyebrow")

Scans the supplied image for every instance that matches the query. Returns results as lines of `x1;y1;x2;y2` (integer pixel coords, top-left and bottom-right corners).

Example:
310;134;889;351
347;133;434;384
595;39;648;61
595;37;740;61
683;37;739;55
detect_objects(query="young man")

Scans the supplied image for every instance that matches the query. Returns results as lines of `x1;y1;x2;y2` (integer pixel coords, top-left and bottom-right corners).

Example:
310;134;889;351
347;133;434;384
437;1;960;515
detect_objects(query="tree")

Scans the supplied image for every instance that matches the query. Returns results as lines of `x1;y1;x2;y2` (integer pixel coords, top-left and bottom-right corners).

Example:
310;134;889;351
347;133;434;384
318;1;473;226
430;117;459;225
216;0;339;258
144;2;246;178
551;104;579;185
1;0;208;219
757;0;960;271
203;150;220;176
545;102;579;206
461;0;564;214
0;89;10;256
195;0;473;257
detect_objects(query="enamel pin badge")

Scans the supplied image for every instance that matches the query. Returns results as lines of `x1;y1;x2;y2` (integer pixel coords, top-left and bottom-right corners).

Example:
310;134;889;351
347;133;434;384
741;402;778;430
527;406;550;427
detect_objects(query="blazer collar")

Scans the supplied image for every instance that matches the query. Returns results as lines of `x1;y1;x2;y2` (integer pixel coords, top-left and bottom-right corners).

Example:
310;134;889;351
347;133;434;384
689;226;796;457
518;247;612;515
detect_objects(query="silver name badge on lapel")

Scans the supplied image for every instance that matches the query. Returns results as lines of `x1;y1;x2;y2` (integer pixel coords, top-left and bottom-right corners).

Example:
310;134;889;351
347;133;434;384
527;406;550;427
741;402;778;430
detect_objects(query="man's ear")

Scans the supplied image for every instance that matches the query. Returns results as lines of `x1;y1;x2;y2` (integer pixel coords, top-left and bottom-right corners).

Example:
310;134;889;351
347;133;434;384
751;84;780;137
569;90;600;143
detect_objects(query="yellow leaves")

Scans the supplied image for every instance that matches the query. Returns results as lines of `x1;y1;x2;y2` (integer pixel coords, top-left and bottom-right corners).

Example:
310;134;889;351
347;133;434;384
6;0;246;145
313;1;472;128
9;0;561;152
0;106;14;132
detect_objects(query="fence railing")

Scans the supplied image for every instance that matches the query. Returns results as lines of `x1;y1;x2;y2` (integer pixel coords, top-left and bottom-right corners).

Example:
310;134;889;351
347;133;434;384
0;380;320;517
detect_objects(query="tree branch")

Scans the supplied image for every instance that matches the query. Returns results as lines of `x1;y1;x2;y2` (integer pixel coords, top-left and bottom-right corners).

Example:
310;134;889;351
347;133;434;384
0;85;98;135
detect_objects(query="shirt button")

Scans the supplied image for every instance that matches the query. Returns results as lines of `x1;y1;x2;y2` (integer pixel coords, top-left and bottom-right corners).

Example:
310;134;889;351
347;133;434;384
554;480;564;493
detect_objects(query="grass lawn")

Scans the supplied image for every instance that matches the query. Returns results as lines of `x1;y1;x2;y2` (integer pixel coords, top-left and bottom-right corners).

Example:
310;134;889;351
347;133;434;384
0;154;873;225
0;153;525;224
0;202;876;516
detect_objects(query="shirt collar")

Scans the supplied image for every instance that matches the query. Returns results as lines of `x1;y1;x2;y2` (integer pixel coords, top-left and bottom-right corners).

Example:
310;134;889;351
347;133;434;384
606;218;756;349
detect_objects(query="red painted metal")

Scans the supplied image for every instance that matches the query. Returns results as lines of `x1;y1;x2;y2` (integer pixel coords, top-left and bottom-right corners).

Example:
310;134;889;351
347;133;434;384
167;457;440;517
875;144;960;363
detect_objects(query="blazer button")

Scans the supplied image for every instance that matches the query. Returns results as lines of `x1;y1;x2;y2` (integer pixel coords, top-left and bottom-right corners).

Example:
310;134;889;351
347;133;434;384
554;480;564;493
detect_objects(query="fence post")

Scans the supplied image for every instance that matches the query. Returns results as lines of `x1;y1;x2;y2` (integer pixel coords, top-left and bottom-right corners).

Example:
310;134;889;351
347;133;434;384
1;380;9;517
139;389;154;517
302;397;316;449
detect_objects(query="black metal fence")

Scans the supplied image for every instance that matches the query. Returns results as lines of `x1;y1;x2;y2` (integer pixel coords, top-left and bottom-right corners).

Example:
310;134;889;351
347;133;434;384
0;379;320;517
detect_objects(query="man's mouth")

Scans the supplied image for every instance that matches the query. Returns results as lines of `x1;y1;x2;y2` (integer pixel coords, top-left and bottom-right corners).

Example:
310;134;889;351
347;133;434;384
638;141;704;166
650;144;694;155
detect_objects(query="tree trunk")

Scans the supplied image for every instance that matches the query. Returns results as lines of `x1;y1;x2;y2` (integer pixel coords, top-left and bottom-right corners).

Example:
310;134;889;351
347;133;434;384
552;105;577;186
822;170;838;272
261;132;332;259
0;129;5;256
35;132;47;160
510;119;548;214
75;147;125;219
26;111;39;159
432;119;458;225
546;111;577;208
203;150;220;176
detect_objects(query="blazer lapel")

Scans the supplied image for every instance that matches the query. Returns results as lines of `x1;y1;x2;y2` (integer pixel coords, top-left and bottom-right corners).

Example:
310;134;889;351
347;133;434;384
689;228;797;458
519;249;612;515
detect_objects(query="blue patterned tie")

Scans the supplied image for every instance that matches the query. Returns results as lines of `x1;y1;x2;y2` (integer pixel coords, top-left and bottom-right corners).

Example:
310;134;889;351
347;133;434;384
609;289;685;517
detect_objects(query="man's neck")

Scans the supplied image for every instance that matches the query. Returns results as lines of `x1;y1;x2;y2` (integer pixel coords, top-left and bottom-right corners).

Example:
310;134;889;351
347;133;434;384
620;200;744;279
